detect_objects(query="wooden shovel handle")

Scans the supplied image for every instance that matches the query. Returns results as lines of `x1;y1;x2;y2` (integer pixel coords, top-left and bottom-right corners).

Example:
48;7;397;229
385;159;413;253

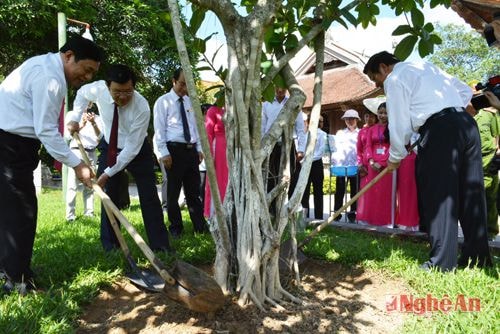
298;167;391;248
298;141;418;248
72;132;176;286
92;185;176;285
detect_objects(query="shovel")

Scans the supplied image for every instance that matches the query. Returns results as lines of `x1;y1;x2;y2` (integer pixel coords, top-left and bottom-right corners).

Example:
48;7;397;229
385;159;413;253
280;166;392;270
73;133;225;313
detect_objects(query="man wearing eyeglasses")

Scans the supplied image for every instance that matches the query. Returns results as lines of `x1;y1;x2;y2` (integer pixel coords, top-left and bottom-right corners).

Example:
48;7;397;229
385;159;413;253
68;64;172;253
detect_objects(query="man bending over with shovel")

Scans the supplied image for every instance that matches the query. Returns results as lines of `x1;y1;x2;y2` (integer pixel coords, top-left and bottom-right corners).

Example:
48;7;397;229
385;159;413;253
363;51;492;272
68;64;173;254
0;35;104;295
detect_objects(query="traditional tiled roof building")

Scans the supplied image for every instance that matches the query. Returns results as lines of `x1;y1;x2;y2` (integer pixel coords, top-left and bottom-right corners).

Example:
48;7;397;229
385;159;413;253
293;39;381;134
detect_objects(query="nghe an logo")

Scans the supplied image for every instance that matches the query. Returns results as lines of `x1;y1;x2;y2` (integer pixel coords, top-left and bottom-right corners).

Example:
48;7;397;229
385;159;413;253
385;294;481;315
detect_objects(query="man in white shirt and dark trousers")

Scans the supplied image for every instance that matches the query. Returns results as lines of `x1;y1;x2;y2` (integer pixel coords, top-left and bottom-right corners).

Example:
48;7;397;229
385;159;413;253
153;68;208;238
364;51;492;271
301;115;327;219
0;35;103;294
65;109;103;221
70;64;172;253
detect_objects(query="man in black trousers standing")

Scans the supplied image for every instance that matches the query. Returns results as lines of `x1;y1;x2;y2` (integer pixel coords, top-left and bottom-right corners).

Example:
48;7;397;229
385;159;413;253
364;51;492;271
0;35;103;294
153;68;208;238
70;64;172;253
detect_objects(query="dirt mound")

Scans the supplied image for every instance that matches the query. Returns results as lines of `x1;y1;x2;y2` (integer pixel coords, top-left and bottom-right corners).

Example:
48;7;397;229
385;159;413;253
77;259;407;333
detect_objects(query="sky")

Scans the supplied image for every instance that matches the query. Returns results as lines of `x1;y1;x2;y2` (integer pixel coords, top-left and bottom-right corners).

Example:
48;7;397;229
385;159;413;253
180;2;471;81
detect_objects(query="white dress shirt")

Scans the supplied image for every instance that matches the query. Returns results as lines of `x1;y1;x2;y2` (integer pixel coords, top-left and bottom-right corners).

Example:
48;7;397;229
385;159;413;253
261;96;307;153
65;114;103;150
312;129;328;161
384;61;472;162
153;88;201;158
332;128;359;166
0;52;81;167
70;80;150;177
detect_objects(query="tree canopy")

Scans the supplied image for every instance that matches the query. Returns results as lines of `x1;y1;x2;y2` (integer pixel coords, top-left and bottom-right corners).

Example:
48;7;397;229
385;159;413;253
425;23;500;85
0;0;195;103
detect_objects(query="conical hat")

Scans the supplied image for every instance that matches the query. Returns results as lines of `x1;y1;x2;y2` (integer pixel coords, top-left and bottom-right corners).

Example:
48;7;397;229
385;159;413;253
363;96;386;114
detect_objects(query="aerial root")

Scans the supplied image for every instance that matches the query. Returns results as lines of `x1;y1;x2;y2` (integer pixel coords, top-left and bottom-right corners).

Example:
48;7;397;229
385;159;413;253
265;296;286;311
248;291;266;311
279;286;303;305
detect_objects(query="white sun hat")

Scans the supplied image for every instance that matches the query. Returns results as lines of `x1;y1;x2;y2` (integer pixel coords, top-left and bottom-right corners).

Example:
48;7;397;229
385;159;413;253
363;96;387;114
340;109;361;120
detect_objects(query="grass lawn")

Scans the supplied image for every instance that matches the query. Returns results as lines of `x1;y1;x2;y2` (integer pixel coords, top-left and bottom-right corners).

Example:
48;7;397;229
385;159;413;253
0;188;498;333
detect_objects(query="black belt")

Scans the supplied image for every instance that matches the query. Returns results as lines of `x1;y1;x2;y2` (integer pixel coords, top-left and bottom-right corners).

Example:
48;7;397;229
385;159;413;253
426;107;464;122
71;147;95;152
167;142;196;149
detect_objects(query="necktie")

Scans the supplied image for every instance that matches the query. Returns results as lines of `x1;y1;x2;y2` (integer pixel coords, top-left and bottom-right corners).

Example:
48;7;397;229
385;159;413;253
178;97;191;143
107;103;119;167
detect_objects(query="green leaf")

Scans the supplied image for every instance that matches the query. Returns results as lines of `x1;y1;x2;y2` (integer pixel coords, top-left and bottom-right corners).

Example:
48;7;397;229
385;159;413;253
204;84;225;92
429;33;442;45
196;66;213;72
189;8;206;33
423;22;434;33
261;60;273;70
392;24;413;36
394;35;418;60
273;74;286;89
410;8;424;28
262;83;276;102
339;7;358;27
418;38;433;57
284;34;299;51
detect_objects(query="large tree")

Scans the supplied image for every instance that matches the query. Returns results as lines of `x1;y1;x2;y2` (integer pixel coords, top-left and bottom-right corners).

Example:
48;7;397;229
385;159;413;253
166;0;452;309
426;23;500;84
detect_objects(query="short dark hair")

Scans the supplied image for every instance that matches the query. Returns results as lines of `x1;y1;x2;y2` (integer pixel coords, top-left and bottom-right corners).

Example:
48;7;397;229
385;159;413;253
363;51;400;75
173;67;183;81
378;102;387;110
105;64;137;87
59;33;105;63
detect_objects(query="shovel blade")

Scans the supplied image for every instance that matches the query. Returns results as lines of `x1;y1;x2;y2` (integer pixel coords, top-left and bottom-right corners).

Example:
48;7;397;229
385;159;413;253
163;261;225;313
126;268;165;293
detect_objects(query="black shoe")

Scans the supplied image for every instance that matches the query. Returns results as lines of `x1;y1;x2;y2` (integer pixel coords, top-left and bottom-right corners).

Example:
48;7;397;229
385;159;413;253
419;261;438;272
347;212;356;223
333;214;342;222
2;278;37;296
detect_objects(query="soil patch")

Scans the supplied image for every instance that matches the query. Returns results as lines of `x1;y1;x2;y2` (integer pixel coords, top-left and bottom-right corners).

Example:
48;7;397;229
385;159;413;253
77;259;408;333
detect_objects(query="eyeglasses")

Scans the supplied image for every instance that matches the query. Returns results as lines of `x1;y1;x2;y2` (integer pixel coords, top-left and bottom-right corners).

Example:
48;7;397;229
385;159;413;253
110;90;134;97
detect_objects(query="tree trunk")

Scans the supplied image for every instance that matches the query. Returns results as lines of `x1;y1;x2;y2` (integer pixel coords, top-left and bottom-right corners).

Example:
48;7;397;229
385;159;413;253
168;0;324;309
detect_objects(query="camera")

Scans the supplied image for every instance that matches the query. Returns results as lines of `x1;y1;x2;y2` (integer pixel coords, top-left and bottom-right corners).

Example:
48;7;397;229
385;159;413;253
471;75;500;110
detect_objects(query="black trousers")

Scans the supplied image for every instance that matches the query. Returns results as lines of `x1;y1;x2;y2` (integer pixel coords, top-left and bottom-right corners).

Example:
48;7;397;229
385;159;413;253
0;130;40;282
301;159;324;219
268;142;301;198
417;111;491;270
165;143;207;234
97;138;170;251
334;175;358;212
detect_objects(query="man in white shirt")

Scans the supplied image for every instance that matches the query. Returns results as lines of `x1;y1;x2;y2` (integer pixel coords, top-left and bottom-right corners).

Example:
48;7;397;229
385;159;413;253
301;115;327;219
65;109;103;221
70;64;172;253
0;35;103;294
363;51;492;271
262;87;307;199
153;68;207;238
